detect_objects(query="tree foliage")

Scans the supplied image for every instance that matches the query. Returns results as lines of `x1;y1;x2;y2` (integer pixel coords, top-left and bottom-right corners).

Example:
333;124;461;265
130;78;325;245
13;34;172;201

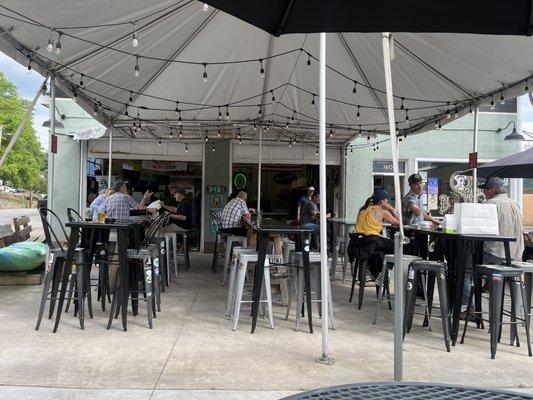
0;71;46;191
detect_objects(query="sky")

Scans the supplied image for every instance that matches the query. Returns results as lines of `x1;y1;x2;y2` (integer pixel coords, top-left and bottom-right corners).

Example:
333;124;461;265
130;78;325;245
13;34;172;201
0;52;49;150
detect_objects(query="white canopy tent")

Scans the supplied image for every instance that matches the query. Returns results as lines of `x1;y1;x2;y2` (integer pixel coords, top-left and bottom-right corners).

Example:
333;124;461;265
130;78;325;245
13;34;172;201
2;0;533;379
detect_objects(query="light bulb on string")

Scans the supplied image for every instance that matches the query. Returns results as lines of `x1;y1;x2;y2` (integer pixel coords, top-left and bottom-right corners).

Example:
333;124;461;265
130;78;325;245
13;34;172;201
218;107;222;120
453;108;459;119
179;129;183;139
400;97;405;110
129;92;134;103
73;90;78;102
169;129;174;139
178;111;182;125
306;53;311;70
437;120;442;130
499;91;505;105
352;81;357;97
288;141;292;148
79;74;84;87
358;125;362;134
132;31;139;48
55;33;62;55
258;105;262;117
367;134;370;141
271;90;276;102
185;143;189;152
93;103;99;116
350;147;353;153
290;111;295;123
217;128;222;138
446;102;451;119
315;149;319;156
403;132;407;139
434;120;439;129
469;106;473;115
490;97;495;110
329;126;333;138
124;104;129;116
405;108;409;122
26;59;32;74
259;59;265;79
175;101;180;115
525;82;529;92
202;63;208;83
225;105;230;121
376;143;379;150
212;143;216;152
158;140;162;146
202;3;208;12
46;33;54;53
253;124;257;131
285;118;290;129
134;56;140;77
311;95;315;107
356;105;360;121
205;132;209;142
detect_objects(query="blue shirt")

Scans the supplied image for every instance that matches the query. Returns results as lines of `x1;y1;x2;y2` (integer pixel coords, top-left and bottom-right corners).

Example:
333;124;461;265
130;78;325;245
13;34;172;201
89;194;107;220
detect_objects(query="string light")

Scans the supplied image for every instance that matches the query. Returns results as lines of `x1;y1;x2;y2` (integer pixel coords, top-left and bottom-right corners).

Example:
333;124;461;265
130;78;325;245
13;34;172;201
205;132;209;142
490;97;495;110
134;56;140;77
225;105;230;120
258;105;262;117
79;74;84;87
446;102;451;118
179;129;183;138
92;103;99;116
525;82;529;92
306;53;311;70
271;90;276;102
499;91;505;105
132;31;139;48
217;128;222;138
367;134;370;141
352;81;357;97
185;143;189;152
405;108;409;121
253;124;257;131
288;141;292;148
73;90;78;102
158;140;162;146
55;33;62;55
46;33;54;53
202;63;208;83
329;126;333;138
129;91;133;102
315;149;319;156
453;108;459;119
311;95;315;107
290;111;295;123
400;97;405;110
169;128;173;139
124;104;129;116
26;57;32;73
178;111;182;125
285;118;290;128
218;106;222;120
437;120;442;130
403;132;407;139
356;105;360;120
212;143;216;152
469;106;473;114
259;59;265;79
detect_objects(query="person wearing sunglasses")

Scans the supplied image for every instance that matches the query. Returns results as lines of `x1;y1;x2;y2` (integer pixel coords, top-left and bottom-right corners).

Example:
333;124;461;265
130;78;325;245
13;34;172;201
402;174;439;227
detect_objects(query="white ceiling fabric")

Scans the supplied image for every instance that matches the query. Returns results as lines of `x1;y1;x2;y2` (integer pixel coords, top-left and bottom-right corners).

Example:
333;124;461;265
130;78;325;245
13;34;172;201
0;0;532;146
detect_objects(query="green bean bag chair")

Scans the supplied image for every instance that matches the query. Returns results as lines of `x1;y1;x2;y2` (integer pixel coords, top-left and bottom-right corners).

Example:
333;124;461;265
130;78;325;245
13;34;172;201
0;242;47;272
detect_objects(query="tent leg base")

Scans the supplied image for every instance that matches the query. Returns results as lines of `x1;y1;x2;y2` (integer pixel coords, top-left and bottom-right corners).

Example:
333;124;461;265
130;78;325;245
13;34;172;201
316;354;335;365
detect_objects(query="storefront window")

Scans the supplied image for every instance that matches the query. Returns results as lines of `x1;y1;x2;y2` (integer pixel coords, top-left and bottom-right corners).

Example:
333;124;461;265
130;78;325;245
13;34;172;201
417;160;510;216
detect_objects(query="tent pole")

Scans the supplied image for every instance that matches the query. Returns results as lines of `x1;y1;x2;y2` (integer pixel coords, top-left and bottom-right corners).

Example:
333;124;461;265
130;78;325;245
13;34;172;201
107;127;113;188
47;74;56;221
316;32;333;365
472;106;479;203
257;127;262;223
381;32;404;382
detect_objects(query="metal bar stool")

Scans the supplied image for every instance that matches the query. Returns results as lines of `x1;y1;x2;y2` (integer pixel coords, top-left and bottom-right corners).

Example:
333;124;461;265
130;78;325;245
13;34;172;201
511;261;533;331
404;260;452;352
461;264;532;359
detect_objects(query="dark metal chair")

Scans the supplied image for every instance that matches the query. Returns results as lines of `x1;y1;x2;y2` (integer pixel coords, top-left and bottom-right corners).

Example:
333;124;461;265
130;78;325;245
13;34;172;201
66;208;82;222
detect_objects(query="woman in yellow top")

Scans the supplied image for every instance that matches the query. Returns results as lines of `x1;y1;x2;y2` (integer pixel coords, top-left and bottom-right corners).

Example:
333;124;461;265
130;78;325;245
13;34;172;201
350;189;399;277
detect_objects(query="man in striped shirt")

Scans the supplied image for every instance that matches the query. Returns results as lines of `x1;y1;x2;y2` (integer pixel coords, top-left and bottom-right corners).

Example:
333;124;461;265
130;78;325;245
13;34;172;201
105;181;153;220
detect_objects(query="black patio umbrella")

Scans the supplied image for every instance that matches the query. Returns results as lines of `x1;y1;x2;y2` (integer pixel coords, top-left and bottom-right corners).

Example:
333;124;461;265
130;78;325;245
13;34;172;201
203;0;533;37
476;146;533;178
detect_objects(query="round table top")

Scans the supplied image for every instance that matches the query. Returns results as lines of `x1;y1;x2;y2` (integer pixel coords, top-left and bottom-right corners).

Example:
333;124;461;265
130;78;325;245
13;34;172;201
280;382;533;399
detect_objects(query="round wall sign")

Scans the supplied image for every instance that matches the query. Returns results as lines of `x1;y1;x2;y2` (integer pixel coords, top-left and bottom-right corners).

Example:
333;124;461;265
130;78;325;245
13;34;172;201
234;173;247;189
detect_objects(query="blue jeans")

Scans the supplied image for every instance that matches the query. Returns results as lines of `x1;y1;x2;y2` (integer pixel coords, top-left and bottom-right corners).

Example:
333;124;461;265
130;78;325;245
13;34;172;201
299;223;319;232
462;251;505;309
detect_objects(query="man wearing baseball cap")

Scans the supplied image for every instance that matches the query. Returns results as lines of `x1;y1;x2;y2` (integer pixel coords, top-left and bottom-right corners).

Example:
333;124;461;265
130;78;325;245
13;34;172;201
161;188;193;231
478;177;524;263
402;173;439;226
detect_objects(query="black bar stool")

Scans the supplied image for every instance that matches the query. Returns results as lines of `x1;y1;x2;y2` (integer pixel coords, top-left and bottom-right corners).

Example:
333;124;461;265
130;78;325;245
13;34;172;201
461;264;532;359
348;246;384;310
404;260;451;352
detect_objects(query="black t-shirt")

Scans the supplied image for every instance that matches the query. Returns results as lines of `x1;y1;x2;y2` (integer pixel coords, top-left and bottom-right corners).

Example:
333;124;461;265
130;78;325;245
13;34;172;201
174;198;193;229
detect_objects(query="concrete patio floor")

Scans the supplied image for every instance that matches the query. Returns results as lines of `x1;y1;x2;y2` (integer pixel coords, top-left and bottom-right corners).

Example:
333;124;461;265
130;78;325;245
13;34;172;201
0;253;532;400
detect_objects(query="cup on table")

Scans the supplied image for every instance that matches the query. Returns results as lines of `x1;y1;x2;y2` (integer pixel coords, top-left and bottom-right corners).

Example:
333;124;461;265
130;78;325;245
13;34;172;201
97;207;106;224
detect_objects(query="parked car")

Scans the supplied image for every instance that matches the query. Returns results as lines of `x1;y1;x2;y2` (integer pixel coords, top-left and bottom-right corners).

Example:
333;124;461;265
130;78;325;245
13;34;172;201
37;195;47;210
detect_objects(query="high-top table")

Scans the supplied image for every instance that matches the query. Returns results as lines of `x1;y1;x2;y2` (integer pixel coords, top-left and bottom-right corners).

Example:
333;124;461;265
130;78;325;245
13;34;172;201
400;226;516;344
53;220;138;332
252;220;315;333
329;218;356;281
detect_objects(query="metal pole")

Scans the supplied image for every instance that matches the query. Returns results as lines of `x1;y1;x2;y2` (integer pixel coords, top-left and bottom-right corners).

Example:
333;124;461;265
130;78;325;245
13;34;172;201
0;79;47;168
47;75;56;219
472;106;479;203
317;32;333;365
381;32;404;382
107;127;113;188
257;127;262;223
393;231;404;381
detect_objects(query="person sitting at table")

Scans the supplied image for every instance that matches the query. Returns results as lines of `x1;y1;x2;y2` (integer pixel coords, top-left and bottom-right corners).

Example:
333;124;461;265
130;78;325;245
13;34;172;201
299;191;330;232
105;181;153;220
220;191;252;236
89;187;115;221
349;189;399;278
297;186;315;222
402;173;440;226
161;188;193;232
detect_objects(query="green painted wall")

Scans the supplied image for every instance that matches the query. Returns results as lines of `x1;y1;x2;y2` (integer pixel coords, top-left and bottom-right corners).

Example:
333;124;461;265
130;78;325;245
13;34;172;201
203;139;231;248
51;135;81;232
345;113;521;218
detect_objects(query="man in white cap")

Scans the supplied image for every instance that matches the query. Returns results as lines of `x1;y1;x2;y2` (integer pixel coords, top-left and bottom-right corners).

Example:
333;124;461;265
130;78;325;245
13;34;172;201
297;186;315;222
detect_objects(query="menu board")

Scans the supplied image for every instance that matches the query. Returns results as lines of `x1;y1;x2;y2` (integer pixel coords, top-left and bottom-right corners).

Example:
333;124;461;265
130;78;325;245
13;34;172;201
427;177;439;211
